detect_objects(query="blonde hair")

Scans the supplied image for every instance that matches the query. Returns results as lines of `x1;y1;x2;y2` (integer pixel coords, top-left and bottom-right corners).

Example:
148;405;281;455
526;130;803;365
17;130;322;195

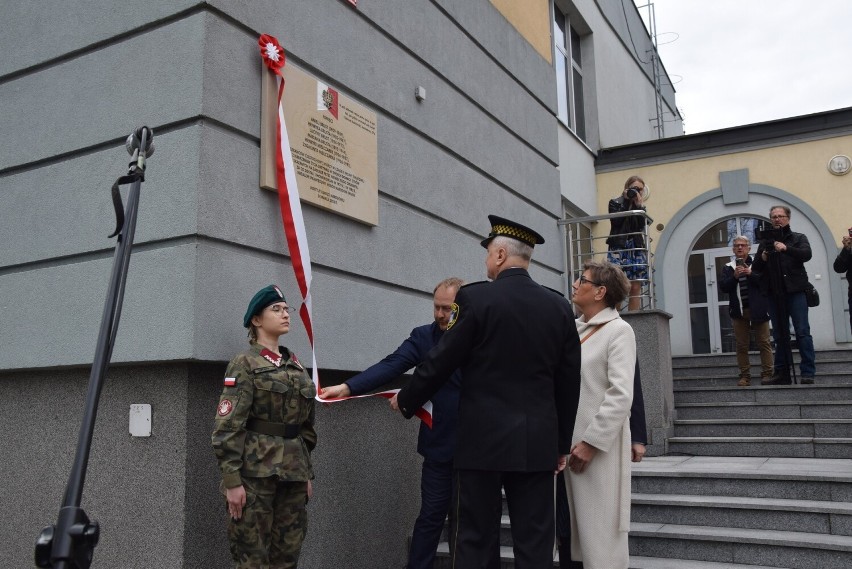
624;175;645;190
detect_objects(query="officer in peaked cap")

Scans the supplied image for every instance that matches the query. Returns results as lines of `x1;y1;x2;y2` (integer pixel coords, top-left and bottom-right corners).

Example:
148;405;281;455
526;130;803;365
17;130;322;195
394;215;581;569
479;214;545;249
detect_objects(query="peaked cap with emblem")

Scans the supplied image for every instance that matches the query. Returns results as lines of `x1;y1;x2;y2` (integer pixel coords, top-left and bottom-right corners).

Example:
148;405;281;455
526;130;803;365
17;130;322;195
480;214;545;249
243;284;287;327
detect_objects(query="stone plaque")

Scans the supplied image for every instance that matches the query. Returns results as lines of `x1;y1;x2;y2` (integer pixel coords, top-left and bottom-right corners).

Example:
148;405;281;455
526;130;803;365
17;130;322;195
261;63;378;226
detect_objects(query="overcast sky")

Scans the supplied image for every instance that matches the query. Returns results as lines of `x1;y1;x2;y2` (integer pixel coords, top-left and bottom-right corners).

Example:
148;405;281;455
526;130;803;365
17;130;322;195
635;0;852;134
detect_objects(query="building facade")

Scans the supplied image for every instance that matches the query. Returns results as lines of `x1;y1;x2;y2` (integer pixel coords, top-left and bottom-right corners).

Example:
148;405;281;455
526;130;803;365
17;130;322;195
0;1;679;566
596;108;852;357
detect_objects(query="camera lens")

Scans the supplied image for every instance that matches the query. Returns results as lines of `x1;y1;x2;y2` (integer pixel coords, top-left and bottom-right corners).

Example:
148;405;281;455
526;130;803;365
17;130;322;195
626;188;637;199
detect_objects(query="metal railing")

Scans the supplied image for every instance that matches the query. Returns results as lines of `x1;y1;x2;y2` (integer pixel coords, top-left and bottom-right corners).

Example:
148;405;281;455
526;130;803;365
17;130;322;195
558;210;655;310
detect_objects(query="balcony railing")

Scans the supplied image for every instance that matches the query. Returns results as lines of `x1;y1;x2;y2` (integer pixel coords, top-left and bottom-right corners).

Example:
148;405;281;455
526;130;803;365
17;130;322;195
558;210;655;310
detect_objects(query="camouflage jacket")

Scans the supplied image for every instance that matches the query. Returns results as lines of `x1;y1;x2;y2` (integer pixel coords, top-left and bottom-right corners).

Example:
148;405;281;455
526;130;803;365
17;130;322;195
212;342;317;488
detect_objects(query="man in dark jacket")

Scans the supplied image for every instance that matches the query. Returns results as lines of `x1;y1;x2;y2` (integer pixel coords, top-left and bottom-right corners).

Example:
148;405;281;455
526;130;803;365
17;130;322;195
719;235;773;386
752;206;816;384
833;231;852;333
394;215;581;569
320;278;463;569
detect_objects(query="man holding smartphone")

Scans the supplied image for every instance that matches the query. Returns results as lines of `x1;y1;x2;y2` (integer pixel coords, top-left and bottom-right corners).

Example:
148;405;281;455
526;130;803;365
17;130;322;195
833;227;852;333
720;235;773;386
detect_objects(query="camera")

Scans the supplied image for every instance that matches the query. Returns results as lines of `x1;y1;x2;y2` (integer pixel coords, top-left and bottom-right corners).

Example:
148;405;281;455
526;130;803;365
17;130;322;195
848;227;852;237
756;222;784;250
625;187;639;200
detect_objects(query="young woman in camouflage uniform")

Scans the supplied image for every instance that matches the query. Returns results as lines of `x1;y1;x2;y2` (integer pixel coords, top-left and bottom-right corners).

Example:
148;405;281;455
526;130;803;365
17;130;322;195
212;284;317;568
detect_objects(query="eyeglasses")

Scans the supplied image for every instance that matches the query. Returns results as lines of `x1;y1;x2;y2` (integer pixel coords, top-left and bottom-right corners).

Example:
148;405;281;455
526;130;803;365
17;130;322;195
268;305;295;315
733;244;749;248
770;215;789;220
579;275;603;287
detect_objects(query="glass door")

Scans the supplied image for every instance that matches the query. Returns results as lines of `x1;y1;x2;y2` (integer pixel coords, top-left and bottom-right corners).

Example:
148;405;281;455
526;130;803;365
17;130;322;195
688;250;733;353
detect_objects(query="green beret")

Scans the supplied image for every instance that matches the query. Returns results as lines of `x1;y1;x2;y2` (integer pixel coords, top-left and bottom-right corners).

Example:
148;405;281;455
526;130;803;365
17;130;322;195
243;284;287;327
480;214;545;249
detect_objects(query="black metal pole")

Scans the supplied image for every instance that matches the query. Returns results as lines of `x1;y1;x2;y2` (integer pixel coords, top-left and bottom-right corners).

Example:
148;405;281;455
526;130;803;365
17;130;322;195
35;128;153;569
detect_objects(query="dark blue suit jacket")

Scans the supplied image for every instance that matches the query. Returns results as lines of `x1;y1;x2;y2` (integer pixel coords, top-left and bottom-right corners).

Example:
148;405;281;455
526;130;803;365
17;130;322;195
346;322;461;462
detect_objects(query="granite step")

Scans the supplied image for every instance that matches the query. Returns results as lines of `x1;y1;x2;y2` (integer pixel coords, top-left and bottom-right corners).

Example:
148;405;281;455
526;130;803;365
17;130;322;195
674;384;852;405
632;493;852;536
675;400;852;420
629;522;852;569
673;418;852;438
631;457;852;502
672;349;852;371
665;436;852;458
628;557;790;569
674;371;852;388
434;546;800;569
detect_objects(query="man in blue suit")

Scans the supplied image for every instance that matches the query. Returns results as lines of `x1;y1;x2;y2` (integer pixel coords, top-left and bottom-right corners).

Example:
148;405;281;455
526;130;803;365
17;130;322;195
320;278;463;569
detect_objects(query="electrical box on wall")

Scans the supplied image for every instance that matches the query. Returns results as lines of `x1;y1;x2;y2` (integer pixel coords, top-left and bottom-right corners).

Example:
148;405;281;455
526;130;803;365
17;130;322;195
129;404;152;437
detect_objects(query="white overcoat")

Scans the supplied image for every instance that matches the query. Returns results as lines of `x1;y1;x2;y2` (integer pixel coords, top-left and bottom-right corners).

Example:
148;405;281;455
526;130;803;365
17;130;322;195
565;306;635;569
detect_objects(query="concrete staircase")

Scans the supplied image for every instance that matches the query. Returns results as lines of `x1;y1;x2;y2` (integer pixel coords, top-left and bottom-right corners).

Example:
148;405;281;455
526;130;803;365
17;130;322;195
630;350;852;568
434;350;852;568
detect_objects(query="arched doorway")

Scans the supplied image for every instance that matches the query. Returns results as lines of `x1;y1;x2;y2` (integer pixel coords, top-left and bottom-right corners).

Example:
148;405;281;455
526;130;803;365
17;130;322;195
687;216;765;353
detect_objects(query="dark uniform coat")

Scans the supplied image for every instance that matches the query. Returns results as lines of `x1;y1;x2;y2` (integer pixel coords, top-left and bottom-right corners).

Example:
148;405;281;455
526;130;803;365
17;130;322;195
398;268;581;472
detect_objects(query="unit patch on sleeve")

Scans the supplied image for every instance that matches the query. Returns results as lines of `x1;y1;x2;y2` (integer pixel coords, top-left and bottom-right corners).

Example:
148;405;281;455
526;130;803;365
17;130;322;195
218;398;234;417
224;377;236;387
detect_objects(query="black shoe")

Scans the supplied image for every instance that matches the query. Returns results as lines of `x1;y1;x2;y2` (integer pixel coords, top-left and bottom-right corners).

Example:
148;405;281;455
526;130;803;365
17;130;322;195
763;372;791;385
801;376;815;384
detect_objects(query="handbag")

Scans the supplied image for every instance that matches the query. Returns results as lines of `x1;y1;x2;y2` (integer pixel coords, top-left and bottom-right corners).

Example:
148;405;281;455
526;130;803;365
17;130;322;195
805;282;820;307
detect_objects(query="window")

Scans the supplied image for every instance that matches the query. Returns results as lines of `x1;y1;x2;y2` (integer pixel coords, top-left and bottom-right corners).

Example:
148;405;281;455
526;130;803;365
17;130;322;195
554;6;586;141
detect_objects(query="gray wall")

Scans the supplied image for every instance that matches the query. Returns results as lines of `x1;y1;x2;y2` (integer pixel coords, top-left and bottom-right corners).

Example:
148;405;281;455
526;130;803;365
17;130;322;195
1;1;562;566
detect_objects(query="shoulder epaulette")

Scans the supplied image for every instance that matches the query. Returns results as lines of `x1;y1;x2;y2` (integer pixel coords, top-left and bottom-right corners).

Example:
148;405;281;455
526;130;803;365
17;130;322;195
460;280;488;289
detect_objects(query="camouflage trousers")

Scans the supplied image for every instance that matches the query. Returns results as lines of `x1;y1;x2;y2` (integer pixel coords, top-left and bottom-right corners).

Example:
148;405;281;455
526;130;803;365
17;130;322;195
227;476;308;569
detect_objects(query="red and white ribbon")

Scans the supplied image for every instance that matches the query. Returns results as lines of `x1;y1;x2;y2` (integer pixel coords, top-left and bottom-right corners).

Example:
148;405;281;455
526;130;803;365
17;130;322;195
259;34;319;391
258;34;432;427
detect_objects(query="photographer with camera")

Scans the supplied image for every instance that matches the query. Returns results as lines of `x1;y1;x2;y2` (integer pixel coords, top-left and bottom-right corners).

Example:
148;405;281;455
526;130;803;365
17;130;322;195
832;227;852;333
607;175;650;311
751;206;816;384
719;236;773;386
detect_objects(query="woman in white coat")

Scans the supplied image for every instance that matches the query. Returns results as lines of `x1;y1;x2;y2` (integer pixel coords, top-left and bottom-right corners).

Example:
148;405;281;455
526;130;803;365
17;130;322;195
565;260;635;569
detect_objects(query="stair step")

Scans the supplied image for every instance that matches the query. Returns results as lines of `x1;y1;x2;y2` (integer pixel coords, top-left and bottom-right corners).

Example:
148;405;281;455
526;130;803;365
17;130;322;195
629;556;788;569
674;372;852;387
434;542;558;568
633;493;852;536
672;349;852;369
676;400;852;420
632;457;852;501
629;522;852;569
666;437;852;458
674;419;852;438
674;384;852;405
435;546;799;569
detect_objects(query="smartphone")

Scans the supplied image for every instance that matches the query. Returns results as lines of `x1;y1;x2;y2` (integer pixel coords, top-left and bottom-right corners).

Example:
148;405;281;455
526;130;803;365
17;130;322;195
735;258;745;266
848;227;852;237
